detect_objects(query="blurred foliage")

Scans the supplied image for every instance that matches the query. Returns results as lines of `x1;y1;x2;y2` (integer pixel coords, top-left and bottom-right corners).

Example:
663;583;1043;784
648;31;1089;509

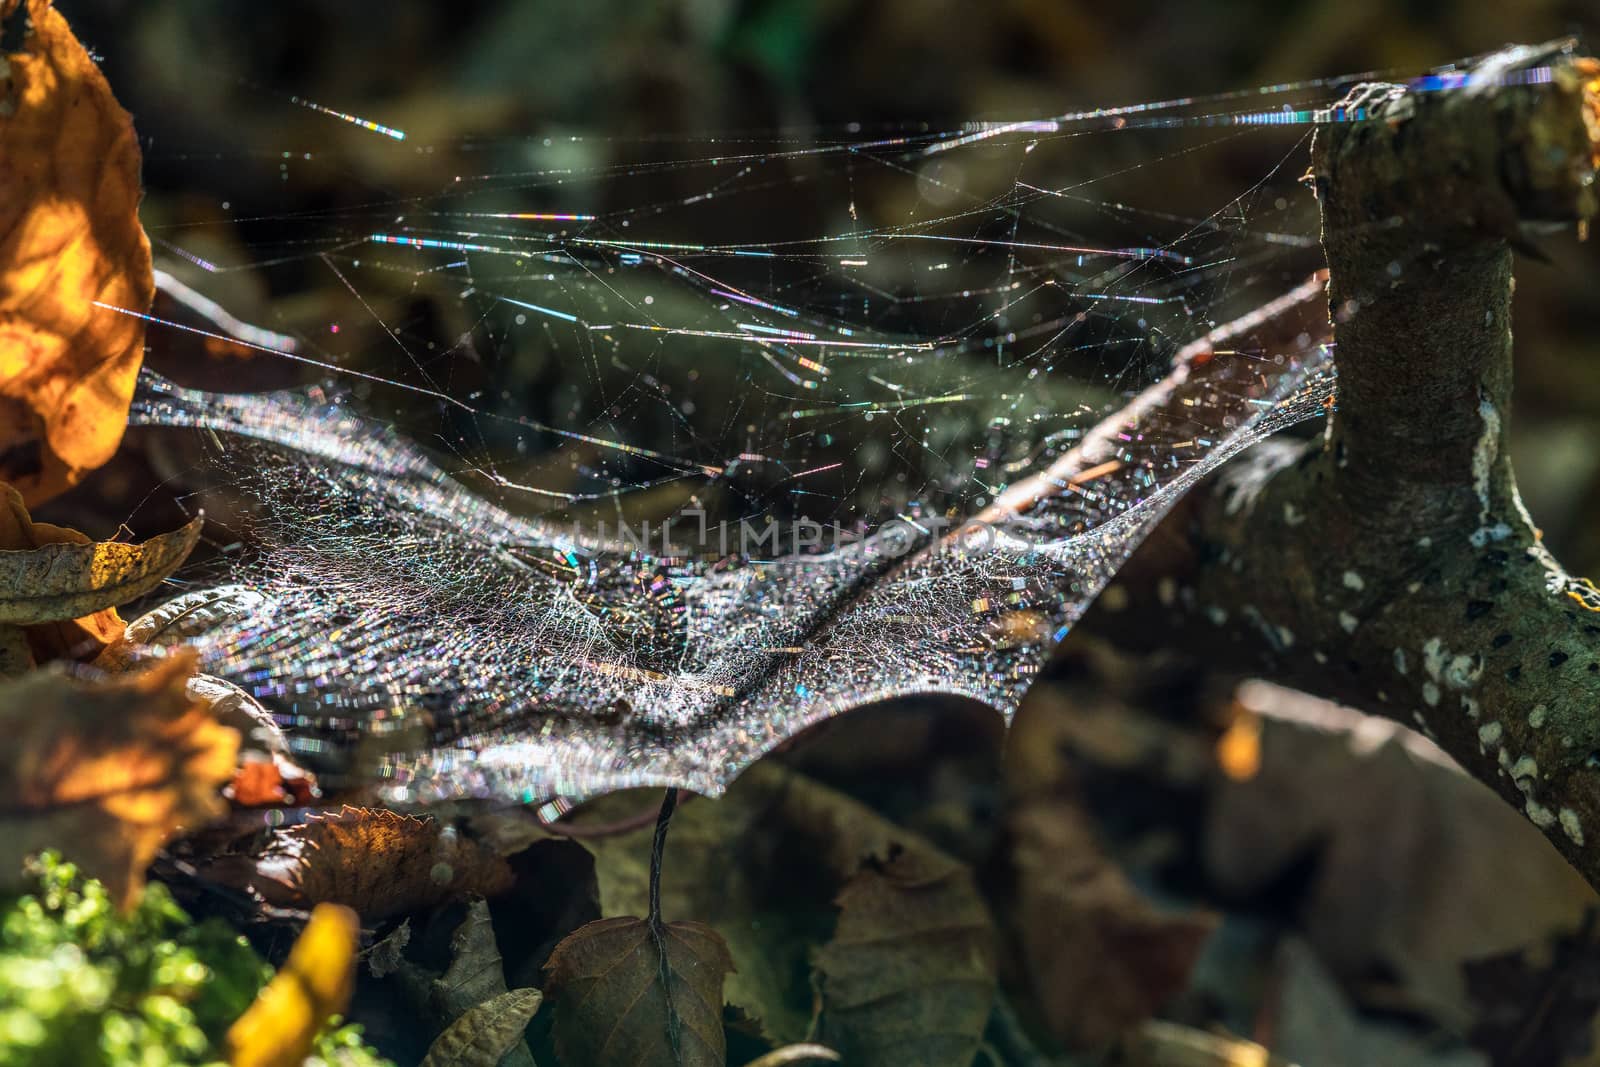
0;852;388;1067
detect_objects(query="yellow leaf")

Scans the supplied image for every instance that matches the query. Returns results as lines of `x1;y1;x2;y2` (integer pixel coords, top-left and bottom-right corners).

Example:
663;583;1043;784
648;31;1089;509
226;903;359;1067
0;483;202;634
0;651;238;907
0;0;154;505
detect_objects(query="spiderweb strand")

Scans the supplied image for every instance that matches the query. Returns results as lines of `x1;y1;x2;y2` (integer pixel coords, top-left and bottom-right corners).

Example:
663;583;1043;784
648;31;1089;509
117;48;1564;802
128;270;1331;801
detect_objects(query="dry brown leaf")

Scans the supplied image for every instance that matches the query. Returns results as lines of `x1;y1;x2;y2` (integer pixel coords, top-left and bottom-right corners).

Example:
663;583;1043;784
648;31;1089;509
813;848;998;1067
576;762;1000;1054
225;902;359;1067
1001;662;1219;1050
1205;705;1598;1027
0;651;238;907
0;0;155;505
206;806;513;921
418;987;543;1067
544;915;734;1067
1007;797;1217;1049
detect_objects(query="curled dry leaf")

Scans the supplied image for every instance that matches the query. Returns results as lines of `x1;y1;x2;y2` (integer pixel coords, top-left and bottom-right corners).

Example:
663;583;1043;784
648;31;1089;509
0;650;238;907
0;493;202;625
390;898;539;1067
208;806;513;921
225;902;359;1067
418;987;543;1067
0;0;155;505
0;482;203;669
543;915;734;1067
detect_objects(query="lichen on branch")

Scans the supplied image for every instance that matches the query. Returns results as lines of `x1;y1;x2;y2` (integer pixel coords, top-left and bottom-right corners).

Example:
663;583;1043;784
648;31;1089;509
1085;41;1600;885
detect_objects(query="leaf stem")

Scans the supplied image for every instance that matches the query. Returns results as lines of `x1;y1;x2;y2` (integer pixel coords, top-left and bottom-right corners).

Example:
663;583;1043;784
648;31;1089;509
649;785;682;1061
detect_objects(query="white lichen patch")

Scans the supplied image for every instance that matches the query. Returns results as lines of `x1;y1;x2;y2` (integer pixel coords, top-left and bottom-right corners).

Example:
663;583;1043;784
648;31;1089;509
1478;721;1503;747
1472;397;1500;528
1393;648;1408;675
1342;570;1365;592
1283;502;1306;526
1510;755;1538;783
1339;611;1359;634
1422;681;1440;707
1470;523;1513;548
1561;808;1585;846
1443;654;1481;690
1422;638;1445;682
1461;695;1479;720
1529;704;1548;729
1527;799;1558;829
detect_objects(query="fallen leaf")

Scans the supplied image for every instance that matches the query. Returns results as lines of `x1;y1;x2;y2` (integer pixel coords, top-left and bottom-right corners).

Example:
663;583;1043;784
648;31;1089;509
0;491;202;628
0;0;155;505
1000;663;1219;1049
211;806;513;921
98;584;269;665
543;915;734;1067
813;848;998;1067
419;987;543;1067
1271;937;1486;1067
225;902;358;1067
390;899;539;1067
574;762;998;1057
367;918;410;980
0;482;198;668
0;651;238;907
229;760;289;807
1205;686;1598;1026
1005;797;1217;1049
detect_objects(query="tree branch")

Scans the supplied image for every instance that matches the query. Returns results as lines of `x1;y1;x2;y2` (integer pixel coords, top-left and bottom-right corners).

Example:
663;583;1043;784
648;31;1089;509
1085;43;1600;883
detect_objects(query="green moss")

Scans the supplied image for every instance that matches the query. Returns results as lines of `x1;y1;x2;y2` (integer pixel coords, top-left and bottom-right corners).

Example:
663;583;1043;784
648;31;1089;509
0;853;390;1067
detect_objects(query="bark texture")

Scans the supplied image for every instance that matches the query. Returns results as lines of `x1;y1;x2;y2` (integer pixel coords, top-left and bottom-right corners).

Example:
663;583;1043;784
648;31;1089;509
1086;43;1600;884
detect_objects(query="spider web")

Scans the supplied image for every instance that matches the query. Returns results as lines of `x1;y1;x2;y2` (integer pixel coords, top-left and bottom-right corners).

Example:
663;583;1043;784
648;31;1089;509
108;59;1507;804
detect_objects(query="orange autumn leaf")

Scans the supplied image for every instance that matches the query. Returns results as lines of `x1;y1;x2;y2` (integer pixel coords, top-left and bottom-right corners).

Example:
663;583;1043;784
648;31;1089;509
0;0;154;506
201;806;514;921
0;651;239;908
